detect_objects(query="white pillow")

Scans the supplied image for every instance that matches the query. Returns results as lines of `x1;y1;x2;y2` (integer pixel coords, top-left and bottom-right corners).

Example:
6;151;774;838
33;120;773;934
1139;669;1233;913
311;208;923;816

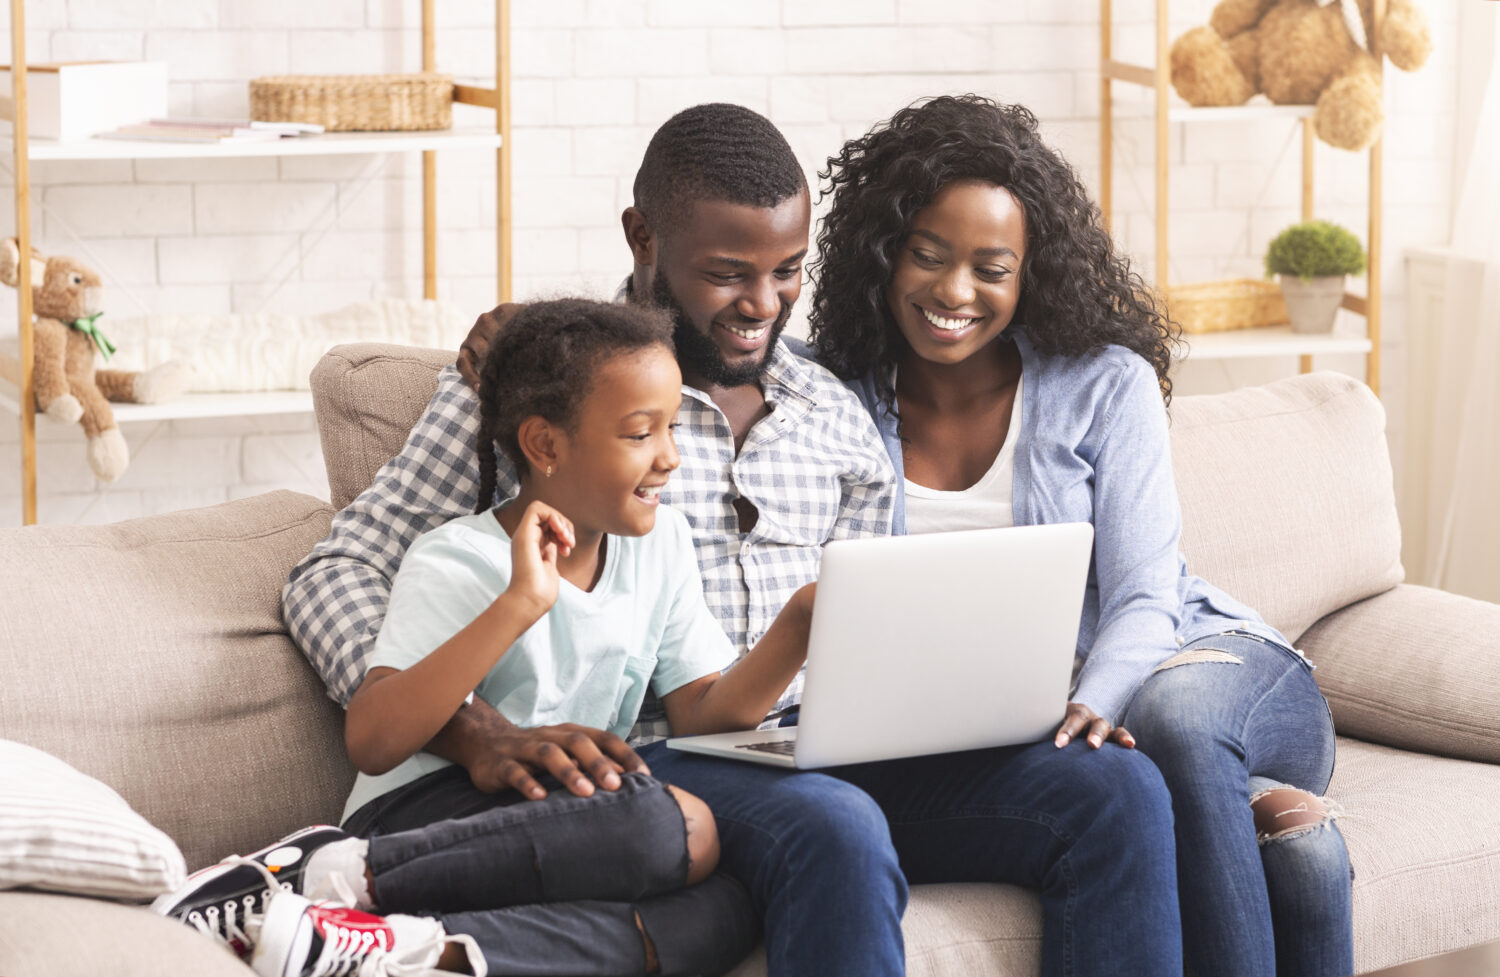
0;739;186;901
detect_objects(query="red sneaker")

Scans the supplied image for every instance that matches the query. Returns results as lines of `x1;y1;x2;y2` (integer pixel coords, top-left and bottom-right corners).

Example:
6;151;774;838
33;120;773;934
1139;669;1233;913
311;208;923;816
249;891;485;977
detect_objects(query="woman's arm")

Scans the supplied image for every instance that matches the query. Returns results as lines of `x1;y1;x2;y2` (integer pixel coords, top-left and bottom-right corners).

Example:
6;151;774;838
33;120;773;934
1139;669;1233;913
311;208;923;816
344;501;574;775
1068;358;1186;726
661;583;816;736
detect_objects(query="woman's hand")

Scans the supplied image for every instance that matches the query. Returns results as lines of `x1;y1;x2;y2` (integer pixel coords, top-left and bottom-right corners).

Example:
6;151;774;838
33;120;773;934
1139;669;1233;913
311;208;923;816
506;500;575;616
1054;702;1136;750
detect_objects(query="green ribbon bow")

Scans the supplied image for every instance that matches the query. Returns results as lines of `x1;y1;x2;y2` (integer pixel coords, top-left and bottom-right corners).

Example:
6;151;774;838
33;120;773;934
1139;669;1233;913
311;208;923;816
69;312;116;363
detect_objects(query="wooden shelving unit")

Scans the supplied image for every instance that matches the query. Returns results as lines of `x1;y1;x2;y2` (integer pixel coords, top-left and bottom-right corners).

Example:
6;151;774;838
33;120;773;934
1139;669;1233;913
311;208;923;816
1099;0;1385;391
3;0;512;525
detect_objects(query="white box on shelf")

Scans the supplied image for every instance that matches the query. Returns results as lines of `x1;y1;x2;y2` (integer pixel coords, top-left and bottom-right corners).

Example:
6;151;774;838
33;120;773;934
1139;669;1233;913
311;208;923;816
0;61;169;141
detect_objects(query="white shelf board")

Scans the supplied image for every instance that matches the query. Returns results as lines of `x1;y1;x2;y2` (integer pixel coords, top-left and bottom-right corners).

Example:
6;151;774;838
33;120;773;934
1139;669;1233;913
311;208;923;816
1169;103;1314;123
6;127;503;162
1110;97;1315;124
0;381;313;422
1177;327;1372;361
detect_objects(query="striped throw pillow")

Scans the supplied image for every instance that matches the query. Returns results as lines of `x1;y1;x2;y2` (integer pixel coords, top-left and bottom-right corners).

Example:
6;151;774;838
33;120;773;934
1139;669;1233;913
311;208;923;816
0;740;186;901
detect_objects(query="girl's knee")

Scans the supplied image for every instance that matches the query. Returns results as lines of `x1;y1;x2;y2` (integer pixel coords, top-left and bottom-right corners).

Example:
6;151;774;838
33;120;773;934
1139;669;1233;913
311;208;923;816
665;785;720;885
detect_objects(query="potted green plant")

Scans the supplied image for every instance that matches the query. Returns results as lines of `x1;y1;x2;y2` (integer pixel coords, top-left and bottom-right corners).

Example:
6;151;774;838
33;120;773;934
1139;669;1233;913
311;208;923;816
1264;220;1367;333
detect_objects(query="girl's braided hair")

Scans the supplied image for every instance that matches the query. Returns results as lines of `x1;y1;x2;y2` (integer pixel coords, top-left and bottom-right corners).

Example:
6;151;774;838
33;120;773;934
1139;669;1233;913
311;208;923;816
808;95;1179;406
474;298;675;514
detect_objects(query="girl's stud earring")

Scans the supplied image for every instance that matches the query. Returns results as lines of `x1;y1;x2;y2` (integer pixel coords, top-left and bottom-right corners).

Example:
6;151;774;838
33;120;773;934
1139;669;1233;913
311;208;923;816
545;465;553;478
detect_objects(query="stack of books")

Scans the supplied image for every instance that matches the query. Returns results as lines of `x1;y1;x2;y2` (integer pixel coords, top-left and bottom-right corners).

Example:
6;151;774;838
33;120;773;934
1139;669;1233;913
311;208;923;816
96;118;325;144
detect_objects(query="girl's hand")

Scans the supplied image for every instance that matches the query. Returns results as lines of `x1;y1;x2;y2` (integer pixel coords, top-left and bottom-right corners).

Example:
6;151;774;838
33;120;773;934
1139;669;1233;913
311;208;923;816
506;500;575;615
789;581;817;623
1054;702;1136;750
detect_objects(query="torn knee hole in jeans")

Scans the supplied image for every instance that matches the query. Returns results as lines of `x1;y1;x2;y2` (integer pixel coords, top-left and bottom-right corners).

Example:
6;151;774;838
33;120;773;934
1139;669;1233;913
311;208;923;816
1249;787;1344;844
1152;648;1242;674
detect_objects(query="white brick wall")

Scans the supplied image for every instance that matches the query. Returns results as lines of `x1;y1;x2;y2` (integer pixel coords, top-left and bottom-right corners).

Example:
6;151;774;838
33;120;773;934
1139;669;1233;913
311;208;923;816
0;0;1460;525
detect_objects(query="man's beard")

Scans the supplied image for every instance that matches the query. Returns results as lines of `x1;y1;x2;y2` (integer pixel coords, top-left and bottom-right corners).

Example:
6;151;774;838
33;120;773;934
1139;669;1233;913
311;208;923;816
650;272;790;388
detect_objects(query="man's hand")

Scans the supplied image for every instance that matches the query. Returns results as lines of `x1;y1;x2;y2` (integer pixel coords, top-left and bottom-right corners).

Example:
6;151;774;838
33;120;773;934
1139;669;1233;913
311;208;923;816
467;722;652;800
1054;701;1136;750
457;302;525;390
428;698;650;800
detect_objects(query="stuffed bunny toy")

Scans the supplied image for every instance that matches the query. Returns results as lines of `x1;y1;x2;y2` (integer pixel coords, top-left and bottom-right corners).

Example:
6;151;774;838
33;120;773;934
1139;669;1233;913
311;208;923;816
0;239;192;482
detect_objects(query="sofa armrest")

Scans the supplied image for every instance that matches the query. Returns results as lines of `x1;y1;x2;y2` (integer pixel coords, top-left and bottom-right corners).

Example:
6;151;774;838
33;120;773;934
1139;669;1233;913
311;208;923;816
1297;584;1500;764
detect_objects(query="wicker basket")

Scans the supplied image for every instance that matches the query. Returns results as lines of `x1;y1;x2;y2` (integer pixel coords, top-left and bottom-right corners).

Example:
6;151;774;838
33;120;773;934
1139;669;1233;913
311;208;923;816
249;73;453;132
1164;278;1290;334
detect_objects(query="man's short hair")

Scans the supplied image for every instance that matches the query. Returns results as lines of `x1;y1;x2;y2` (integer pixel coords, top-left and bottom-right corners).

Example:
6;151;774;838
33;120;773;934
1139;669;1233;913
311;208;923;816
632;103;807;236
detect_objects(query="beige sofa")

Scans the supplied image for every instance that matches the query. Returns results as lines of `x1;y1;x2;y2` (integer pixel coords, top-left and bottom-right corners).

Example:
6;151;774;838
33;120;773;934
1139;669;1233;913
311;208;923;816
3;343;1499;977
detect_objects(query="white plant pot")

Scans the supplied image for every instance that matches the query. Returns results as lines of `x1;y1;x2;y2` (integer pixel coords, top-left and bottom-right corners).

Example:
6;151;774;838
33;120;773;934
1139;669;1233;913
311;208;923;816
1278;275;1346;334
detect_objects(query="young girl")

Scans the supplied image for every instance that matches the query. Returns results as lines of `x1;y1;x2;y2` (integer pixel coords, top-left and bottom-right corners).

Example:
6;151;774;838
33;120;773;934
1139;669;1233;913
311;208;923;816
157;298;815;977
809;96;1352;977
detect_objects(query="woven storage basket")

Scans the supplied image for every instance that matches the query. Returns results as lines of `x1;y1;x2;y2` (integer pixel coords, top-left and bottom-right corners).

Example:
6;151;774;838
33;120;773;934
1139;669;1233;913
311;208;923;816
249;73;453;132
1164;278;1290;334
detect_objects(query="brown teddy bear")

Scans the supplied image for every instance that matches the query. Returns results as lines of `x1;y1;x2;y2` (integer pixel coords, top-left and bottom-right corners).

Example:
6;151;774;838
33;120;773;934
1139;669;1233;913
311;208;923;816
0;240;192;482
1169;0;1433;151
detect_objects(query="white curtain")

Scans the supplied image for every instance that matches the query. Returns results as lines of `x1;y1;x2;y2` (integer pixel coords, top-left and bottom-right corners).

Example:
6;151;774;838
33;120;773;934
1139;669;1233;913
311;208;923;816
1412;3;1500;601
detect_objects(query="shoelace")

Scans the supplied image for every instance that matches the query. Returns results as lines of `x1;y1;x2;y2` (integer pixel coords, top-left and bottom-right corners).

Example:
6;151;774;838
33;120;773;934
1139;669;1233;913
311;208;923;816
306;922;485;977
184;857;290;953
307;923;388;977
306;869;362;909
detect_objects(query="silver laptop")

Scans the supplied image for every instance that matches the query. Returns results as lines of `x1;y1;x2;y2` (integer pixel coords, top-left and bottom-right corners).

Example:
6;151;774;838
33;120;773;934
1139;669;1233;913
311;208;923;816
666;522;1094;769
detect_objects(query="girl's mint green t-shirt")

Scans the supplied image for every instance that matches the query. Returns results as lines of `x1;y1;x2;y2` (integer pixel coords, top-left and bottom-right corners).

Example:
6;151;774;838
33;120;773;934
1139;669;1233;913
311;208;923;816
342;504;734;822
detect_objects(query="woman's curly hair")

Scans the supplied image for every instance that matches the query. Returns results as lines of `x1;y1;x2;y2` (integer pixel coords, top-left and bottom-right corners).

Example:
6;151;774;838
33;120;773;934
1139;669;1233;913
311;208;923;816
808;95;1179;406
475;298;674;514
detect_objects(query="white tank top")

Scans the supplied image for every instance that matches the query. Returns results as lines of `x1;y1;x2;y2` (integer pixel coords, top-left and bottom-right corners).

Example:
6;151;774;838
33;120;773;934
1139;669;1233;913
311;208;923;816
903;374;1021;534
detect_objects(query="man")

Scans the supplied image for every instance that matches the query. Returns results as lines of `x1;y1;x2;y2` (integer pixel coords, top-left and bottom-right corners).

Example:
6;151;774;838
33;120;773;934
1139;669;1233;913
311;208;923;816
285;104;1182;977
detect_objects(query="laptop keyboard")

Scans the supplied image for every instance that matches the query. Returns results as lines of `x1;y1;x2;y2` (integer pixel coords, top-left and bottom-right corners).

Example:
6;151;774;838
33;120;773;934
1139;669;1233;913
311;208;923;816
735;739;797;756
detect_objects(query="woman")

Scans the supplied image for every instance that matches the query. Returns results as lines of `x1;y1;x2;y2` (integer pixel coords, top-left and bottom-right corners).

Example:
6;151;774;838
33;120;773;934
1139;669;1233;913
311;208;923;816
809;95;1352;977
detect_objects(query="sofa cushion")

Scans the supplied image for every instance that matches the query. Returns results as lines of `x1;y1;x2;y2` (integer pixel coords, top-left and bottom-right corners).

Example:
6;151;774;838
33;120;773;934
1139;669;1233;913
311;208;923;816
0;739;186;901
1169;372;1403;643
0;491;351;872
1330;737;1500;972
311;349;1405;647
311;343;456;510
0;890;252;976
1298;583;1500;765
727;883;1042;977
722;736;1500;977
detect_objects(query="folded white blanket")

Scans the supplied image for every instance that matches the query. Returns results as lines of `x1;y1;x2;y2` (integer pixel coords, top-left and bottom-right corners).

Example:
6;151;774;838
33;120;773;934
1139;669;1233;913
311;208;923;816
97;298;471;392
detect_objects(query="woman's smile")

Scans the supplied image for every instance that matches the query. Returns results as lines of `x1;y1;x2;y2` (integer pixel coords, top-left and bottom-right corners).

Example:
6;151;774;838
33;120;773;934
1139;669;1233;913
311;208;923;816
917;305;985;336
885;179;1027;367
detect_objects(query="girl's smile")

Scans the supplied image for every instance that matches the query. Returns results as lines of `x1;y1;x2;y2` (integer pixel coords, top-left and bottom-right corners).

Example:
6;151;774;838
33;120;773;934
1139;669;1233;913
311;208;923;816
633;482;666;505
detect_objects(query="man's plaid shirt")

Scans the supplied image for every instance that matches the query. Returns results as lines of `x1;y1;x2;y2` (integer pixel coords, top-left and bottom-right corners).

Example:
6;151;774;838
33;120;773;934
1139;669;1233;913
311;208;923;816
283;340;896;743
